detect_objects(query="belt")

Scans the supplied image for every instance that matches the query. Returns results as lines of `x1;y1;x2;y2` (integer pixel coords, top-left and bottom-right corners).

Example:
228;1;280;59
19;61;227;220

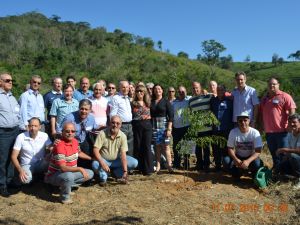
122;122;132;125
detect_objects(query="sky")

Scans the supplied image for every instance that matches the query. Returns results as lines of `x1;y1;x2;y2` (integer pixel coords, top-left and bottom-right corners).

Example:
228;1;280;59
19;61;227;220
1;0;299;62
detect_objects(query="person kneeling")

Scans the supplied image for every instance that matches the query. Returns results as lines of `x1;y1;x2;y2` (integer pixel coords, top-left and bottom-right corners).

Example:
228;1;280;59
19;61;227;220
223;112;263;181
92;115;138;186
44;122;94;204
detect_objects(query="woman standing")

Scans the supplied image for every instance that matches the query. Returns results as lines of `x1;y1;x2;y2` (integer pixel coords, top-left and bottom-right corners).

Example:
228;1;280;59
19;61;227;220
132;85;153;175
150;84;174;173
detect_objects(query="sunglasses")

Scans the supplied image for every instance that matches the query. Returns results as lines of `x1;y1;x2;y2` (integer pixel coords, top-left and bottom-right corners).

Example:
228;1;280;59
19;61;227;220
136;90;143;93
2;79;13;83
108;87;116;89
64;129;76;133
169;90;175;93
33;81;41;85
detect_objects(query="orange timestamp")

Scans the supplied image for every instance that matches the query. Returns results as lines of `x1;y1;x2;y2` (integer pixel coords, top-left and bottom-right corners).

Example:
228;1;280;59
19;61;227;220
211;202;288;214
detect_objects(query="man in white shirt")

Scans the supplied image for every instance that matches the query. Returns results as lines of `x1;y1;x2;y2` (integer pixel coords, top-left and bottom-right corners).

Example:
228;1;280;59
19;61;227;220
224;112;263;181
11;117;52;184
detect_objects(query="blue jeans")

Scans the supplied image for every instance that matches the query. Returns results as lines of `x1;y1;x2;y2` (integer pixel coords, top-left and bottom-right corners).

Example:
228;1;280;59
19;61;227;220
266;132;288;171
280;153;300;177
223;155;262;178
44;169;94;201
92;156;138;182
20;160;49;184
0;126;20;188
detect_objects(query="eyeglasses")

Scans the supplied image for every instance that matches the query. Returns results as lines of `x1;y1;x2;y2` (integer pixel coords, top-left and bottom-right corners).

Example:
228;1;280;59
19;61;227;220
64;129;76;133
108;87;116;90
136;90;143;93
169;90;175;93
33;81;41;85
1;79;13;83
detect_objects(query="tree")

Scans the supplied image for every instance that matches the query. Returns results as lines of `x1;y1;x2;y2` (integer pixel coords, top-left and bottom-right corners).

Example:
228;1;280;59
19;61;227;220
244;55;251;63
272;53;279;66
288;50;300;61
177;51;189;59
218;54;233;69
157;40;162;51
201;39;226;65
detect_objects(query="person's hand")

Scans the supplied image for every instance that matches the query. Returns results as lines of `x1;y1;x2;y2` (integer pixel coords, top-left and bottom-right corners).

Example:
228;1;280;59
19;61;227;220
79;167;90;181
100;161;110;173
19;169;28;183
240;160;250;170
234;159;242;168
54;138;61;146
277;148;289;156
166;129;172;137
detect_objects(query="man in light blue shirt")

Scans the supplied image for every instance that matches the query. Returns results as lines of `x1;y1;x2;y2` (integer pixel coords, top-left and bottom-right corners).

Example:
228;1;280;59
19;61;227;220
19;75;45;131
232;72;259;126
73;77;93;101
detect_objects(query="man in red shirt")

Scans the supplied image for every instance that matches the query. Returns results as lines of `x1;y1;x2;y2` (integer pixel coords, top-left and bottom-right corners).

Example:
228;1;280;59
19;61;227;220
260;77;296;173
44;122;94;204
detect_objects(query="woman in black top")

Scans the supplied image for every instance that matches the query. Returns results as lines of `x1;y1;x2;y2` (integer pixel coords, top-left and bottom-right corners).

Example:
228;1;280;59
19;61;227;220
150;84;174;173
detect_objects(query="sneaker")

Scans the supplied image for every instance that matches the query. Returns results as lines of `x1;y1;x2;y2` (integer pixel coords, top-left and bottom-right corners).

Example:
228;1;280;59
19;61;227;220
99;181;107;187
0;187;10;198
61;198;73;204
293;179;300;190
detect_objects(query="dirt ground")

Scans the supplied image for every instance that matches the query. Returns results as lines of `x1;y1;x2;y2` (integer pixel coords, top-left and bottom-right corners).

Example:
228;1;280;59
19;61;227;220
0;152;299;225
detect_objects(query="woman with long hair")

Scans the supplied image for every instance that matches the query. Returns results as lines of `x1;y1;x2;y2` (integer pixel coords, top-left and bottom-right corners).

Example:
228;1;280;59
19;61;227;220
131;84;153;175
150;84;174;173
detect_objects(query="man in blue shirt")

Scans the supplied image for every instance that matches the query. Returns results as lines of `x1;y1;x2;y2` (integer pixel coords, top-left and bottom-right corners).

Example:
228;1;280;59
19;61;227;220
0;73;20;197
60;99;98;169
19;75;45;131
73;77;93;101
210;85;234;171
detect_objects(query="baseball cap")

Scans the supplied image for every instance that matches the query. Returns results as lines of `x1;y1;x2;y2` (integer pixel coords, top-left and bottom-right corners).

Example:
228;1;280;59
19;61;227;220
237;111;250;119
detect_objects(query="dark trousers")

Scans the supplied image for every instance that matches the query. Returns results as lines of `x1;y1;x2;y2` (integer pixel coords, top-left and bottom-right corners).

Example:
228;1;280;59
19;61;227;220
132;120;153;175
172;126;189;168
0;126;20;188
78;135;95;170
211;130;230;169
120;123;134;156
195;131;212;169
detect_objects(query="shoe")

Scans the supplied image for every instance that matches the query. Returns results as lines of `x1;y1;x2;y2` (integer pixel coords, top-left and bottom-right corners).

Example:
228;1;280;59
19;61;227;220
117;178;128;185
167;166;175;174
99;181;107;187
61;198;73;204
293;178;300;190
0;187;10;198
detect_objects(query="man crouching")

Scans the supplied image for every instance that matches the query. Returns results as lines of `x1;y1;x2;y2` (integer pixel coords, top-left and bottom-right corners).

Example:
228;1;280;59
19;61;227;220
44;122;94;204
92;115;138;186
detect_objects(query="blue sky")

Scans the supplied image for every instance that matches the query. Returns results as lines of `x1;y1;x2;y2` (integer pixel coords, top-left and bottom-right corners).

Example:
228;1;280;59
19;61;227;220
1;0;299;62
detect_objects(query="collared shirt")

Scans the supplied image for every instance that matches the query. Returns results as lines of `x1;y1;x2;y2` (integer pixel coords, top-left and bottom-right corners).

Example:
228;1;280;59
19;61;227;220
46;138;79;177
0;88;20;128
287;132;300;149
13;131;51;166
172;98;190;128
43;90;63;119
94;128;128;161
110;93;132;122
19;89;45;130
260;90;296;133
49;97;79;132
73;89;93;102
210;96;234;131
89;95;108;126
227;127;263;158
232;85;259;122
60;111;97;143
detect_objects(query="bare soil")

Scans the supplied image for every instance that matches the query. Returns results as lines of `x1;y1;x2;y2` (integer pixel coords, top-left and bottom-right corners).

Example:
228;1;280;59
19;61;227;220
0;152;299;225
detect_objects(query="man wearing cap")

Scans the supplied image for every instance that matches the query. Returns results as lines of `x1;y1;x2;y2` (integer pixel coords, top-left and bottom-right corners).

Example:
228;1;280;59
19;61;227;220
224;112;263;181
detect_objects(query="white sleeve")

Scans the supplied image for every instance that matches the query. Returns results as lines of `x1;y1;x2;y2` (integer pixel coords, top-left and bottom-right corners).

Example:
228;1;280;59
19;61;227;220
253;130;263;149
109;96;118;118
227;129;235;148
13;133;23;151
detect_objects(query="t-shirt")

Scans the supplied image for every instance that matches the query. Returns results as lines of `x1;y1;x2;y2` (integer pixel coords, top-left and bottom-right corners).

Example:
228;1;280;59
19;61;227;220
89;96;108;126
227;127;263;158
46;138;79;177
287;132;300;149
13;131;52;166
94;129;128;161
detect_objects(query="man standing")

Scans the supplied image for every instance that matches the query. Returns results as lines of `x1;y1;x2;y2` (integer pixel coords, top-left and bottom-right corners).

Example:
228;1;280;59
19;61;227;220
224;112;263;181
73;76;93;101
232;71;259;126
110;80;134;156
0;73;20;197
19;75;45;131
44;122;94;204
188;81;212;171
92;116;138;186
260;77;296;173
11;117;52;184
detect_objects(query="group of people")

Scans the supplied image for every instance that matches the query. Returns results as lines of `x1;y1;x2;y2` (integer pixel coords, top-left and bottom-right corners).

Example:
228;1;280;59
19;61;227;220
0;71;299;204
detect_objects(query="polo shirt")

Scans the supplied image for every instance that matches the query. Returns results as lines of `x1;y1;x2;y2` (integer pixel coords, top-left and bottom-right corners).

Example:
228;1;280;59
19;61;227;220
13;131;52;166
89;95;108;126
43;90;63;120
287;132;300;149
46;138;79;177
94;129;128;161
0;88;20;128
19;89;45;129
110;93;132;123
260;90;296;133
49;97;79;132
73;89;93;102
232;85;259;122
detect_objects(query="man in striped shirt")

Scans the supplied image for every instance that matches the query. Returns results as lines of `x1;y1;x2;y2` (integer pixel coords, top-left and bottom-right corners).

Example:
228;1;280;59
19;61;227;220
44;122;94;204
